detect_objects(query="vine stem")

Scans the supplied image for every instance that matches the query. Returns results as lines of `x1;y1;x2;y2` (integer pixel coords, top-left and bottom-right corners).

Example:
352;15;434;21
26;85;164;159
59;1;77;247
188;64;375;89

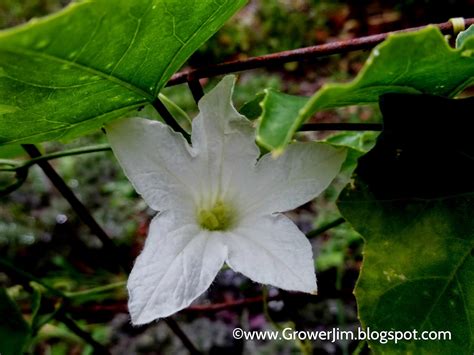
67;287;355;319
1;255;202;354
152;97;191;141
166;18;474;86
306;217;346;238
352;340;368;355
0;257;65;298
163;318;202;355
4;15;459;355
0;122;378;175
187;75;205;103
55;312;111;355
18;144;203;354
21;144;128;273
65;281;126;299
20;144;110;170
1;257;202;353
0;165;28;197
0;256;109;353
158;93;192;125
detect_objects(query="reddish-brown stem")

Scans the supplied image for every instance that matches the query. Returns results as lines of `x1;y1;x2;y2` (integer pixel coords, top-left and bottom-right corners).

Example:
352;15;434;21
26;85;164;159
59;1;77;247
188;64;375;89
167;18;474;86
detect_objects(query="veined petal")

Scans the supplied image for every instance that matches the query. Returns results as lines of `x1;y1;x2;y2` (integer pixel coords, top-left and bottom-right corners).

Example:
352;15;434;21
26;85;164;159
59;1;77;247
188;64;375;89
224;214;317;293
241;143;346;216
107;117;198;212
128;212;227;325
191;75;260;205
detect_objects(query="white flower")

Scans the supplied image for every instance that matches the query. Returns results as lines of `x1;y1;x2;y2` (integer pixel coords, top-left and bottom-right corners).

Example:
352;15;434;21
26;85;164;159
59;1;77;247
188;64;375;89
107;76;346;325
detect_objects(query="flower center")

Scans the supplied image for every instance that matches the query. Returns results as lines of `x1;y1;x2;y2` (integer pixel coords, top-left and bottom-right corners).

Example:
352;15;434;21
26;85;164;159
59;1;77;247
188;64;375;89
197;200;234;231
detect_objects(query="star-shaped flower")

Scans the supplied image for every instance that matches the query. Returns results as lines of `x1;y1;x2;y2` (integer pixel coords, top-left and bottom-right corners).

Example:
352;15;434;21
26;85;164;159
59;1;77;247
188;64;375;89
107;76;346;325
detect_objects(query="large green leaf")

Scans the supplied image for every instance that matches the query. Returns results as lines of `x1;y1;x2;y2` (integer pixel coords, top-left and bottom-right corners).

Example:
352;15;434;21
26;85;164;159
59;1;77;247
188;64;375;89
0;0;245;145
0;143;24;158
339;187;473;354
0;288;31;355
257;25;474;151
338;94;474;354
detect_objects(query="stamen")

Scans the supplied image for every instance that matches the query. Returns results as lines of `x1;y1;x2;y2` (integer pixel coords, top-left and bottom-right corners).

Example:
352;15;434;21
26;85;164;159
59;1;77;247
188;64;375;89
197;200;234;231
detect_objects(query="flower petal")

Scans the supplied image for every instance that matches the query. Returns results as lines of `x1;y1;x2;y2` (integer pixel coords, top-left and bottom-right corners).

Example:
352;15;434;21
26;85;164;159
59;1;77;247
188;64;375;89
224;214;317;293
242;142;346;216
191;75;260;204
106;117;198;212
128;212;227;325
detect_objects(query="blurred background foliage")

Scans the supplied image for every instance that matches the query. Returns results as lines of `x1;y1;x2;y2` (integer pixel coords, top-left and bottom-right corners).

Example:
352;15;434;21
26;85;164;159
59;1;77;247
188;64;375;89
1;0;473;354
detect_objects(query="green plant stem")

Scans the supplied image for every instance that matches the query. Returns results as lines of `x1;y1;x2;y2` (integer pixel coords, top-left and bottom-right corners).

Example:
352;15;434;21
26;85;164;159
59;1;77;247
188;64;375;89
262;286;282;331
0;257;65;298
1;257;109;353
158;93;192;126
0;144;111;172
65;281;126;299
306;217;345;238
32;302;65;337
307;217;349;354
0;166;28;197
262;287;312;354
0;159;17;167
352;340;367;355
336;265;349;355
55;312;110;355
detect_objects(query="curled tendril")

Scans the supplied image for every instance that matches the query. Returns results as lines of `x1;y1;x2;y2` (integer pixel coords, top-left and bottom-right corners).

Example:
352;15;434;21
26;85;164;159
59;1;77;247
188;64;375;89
0;166;28;197
0;144;111;197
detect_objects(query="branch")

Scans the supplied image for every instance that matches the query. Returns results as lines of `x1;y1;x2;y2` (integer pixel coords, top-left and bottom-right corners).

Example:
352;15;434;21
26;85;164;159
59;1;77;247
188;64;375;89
187;76;205;103
167;18;474;86
306;217;346;238
21;144;128;273
185;295;273;313
152;97;191;141
17;146;200;352
56;312;111;355
163;318;202;355
67;287;355;319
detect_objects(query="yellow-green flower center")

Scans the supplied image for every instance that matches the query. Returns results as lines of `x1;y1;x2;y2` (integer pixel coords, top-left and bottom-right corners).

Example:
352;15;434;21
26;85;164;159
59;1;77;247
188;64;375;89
197;200;234;231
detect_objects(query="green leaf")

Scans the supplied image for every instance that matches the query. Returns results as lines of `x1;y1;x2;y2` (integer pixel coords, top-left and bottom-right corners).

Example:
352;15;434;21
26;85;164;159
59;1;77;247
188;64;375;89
239;92;266;120
339;187;474;354
0;144;24;158
325;131;378;153
337;94;474;354
325;131;378;176
256;89;309;152
257;26;474;151
0;0;246;146
456;24;474;49
0;288;31;355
